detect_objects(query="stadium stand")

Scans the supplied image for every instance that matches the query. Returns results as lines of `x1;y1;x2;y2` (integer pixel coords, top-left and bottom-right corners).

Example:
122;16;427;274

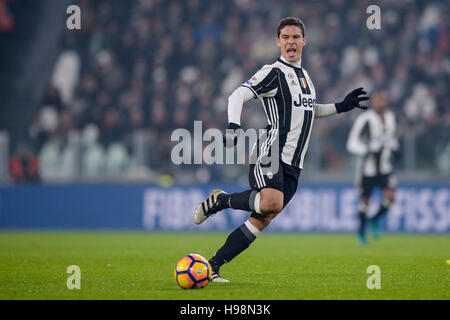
1;0;449;184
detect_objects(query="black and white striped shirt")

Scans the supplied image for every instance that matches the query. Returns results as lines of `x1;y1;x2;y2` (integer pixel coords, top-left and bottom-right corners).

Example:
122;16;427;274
241;57;321;169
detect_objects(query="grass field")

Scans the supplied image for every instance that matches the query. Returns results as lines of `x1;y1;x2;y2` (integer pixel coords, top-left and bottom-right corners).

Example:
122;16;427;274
0;232;448;300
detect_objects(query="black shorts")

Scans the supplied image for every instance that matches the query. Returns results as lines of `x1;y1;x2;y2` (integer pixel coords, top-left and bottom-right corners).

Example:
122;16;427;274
358;173;397;198
249;160;301;208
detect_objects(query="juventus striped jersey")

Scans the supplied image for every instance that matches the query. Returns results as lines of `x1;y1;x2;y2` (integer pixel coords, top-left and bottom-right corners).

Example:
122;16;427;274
237;56;334;169
346;109;399;177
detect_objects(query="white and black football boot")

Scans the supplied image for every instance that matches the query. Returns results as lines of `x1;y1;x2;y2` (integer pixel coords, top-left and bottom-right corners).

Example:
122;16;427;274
211;269;230;283
193;189;228;225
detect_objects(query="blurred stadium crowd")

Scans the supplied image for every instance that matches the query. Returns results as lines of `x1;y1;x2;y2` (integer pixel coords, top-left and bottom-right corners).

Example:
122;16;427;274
3;0;450;184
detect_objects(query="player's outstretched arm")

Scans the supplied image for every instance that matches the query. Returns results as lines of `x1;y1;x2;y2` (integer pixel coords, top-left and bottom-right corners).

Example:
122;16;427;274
223;86;254;148
314;88;369;118
314;103;338;118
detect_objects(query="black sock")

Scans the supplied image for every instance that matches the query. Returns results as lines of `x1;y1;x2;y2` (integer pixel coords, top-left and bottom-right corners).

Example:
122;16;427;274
373;204;389;220
218;190;257;212
209;223;257;271
358;211;367;236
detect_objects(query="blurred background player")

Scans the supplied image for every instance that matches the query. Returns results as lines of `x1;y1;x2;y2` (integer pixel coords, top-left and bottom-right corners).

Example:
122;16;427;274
347;90;399;245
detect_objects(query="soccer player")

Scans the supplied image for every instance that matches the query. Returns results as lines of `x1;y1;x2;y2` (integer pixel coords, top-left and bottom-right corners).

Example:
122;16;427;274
346;90;399;245
194;17;369;282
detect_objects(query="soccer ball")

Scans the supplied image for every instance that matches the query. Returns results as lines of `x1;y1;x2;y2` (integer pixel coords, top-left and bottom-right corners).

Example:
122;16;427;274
174;253;212;289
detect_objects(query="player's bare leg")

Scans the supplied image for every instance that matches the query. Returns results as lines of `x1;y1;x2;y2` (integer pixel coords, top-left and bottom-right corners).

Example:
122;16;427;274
258;188;284;215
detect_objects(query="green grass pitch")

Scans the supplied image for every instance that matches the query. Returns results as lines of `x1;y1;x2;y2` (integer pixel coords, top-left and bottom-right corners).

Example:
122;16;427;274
0;232;448;300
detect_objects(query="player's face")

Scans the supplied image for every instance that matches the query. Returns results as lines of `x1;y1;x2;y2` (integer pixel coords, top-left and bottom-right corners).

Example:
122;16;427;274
277;25;306;62
372;91;388;114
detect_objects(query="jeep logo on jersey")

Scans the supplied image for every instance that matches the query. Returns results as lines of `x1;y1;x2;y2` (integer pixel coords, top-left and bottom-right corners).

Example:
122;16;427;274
293;93;315;108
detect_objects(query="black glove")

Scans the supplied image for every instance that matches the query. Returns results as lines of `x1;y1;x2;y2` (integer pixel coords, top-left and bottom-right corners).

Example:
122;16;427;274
223;122;242;147
335;87;369;113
